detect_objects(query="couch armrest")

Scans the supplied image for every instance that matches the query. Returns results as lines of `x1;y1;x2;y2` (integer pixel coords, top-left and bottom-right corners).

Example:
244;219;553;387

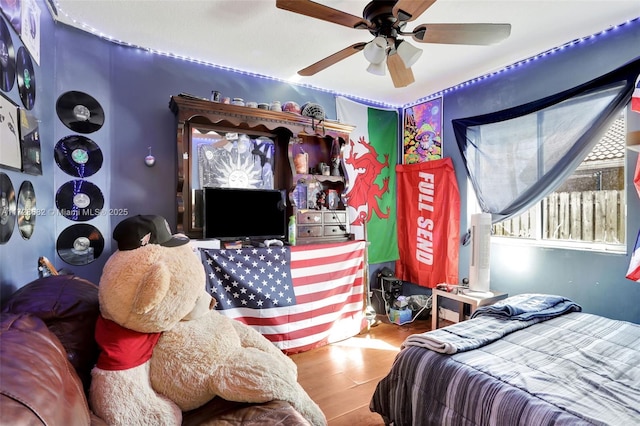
0;313;92;426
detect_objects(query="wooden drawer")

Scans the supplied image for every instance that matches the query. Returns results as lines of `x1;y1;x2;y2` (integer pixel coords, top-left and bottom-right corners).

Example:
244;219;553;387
324;225;346;237
298;225;323;238
323;211;347;224
297;211;322;224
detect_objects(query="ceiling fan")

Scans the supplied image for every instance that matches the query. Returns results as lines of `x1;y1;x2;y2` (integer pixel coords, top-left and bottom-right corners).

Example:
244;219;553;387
276;0;511;88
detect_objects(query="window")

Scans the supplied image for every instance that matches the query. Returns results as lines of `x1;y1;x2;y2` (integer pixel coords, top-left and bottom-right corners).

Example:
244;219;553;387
493;111;626;251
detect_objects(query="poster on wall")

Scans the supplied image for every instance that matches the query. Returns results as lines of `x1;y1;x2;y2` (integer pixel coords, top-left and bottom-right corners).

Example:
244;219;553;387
20;109;41;175
20;0;39;65
0;91;21;171
0;0;22;35
402;97;443;164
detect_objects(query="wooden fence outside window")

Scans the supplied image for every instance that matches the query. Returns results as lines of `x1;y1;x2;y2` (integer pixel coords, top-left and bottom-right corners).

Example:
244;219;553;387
493;189;625;244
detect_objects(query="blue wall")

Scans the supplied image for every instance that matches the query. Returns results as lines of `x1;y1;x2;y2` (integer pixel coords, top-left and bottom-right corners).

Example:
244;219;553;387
416;19;640;322
2;1;639;323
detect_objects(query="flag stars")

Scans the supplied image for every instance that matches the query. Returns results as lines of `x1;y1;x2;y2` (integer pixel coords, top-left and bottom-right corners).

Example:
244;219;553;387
201;249;297;311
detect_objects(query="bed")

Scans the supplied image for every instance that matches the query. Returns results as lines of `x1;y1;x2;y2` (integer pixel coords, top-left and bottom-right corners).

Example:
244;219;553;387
370;293;640;425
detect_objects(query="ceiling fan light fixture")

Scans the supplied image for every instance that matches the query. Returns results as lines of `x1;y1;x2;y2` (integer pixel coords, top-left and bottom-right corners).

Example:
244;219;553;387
363;36;388;64
396;39;423;68
366;61;386;76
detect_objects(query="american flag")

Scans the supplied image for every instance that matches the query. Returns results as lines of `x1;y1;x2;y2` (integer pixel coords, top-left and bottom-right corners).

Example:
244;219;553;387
632;76;640;113
627;230;640;282
200;240;367;354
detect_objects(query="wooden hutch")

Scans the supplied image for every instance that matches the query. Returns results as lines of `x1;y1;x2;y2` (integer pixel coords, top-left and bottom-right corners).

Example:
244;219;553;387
169;94;356;244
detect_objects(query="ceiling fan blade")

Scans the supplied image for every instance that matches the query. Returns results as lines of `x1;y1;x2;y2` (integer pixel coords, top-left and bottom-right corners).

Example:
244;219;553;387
413;23;512;45
276;0;370;29
387;51;415;88
298;43;367;76
393;0;437;22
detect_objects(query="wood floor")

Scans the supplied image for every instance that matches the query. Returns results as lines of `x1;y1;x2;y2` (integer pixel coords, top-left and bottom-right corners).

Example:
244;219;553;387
290;316;432;425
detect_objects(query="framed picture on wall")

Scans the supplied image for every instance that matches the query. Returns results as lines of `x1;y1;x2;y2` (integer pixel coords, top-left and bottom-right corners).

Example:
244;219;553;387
402;97;443;164
0;91;22;171
20;109;41;175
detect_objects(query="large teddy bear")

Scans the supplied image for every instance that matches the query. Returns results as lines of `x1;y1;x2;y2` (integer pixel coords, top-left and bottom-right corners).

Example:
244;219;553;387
89;214;326;425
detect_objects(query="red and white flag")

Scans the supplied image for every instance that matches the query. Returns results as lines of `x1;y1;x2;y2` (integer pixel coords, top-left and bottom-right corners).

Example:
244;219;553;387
395;158;460;288
200;240;366;354
634;156;640;200
626;230;640;282
632;76;640;113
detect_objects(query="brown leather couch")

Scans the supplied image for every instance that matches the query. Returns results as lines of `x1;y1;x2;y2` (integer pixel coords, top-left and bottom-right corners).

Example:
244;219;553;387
0;274;309;425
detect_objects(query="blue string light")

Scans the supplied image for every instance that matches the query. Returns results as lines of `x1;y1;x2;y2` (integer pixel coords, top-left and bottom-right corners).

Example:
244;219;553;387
408;16;640;108
53;2;637;110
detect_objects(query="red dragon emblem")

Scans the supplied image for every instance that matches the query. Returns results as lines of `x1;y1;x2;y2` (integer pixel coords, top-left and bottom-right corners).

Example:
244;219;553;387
344;135;390;226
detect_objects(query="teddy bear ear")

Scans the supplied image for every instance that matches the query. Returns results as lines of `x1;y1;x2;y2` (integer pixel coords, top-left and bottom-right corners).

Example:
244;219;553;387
132;263;171;315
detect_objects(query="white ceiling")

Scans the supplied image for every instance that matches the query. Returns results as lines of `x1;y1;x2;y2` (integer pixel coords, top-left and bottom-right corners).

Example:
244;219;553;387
51;0;640;106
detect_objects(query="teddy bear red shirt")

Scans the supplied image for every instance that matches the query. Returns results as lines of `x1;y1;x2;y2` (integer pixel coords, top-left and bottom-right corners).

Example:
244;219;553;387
94;315;162;370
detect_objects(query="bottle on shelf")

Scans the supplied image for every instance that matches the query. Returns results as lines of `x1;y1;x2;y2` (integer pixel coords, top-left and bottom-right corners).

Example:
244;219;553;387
288;215;297;245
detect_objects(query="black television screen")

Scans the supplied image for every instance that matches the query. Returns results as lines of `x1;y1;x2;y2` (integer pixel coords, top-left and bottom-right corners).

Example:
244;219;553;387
203;187;286;240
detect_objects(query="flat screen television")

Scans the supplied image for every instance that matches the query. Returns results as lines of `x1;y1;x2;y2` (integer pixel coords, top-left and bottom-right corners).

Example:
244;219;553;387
203;187;287;241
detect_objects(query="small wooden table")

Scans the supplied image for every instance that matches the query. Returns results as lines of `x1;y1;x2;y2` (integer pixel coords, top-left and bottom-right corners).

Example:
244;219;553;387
431;287;508;330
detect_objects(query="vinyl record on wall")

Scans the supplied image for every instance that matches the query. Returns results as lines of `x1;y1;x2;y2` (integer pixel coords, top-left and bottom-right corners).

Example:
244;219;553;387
0;172;17;244
55;179;104;221
17;180;36;240
56;223;104;265
0;18;16;92
54;135;103;178
16;46;35;110
56;91;105;134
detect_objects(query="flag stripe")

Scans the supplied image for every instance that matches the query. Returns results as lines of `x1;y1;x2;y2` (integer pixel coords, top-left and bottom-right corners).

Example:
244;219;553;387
631;78;640;113
626;229;640;281
202;240;367;354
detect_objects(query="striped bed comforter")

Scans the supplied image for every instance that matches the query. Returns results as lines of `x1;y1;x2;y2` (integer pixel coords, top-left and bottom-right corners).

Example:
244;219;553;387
370;311;640;425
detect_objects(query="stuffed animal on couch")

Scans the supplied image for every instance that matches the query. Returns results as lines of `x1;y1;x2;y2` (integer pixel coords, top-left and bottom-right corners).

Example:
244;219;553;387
89;214;326;425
